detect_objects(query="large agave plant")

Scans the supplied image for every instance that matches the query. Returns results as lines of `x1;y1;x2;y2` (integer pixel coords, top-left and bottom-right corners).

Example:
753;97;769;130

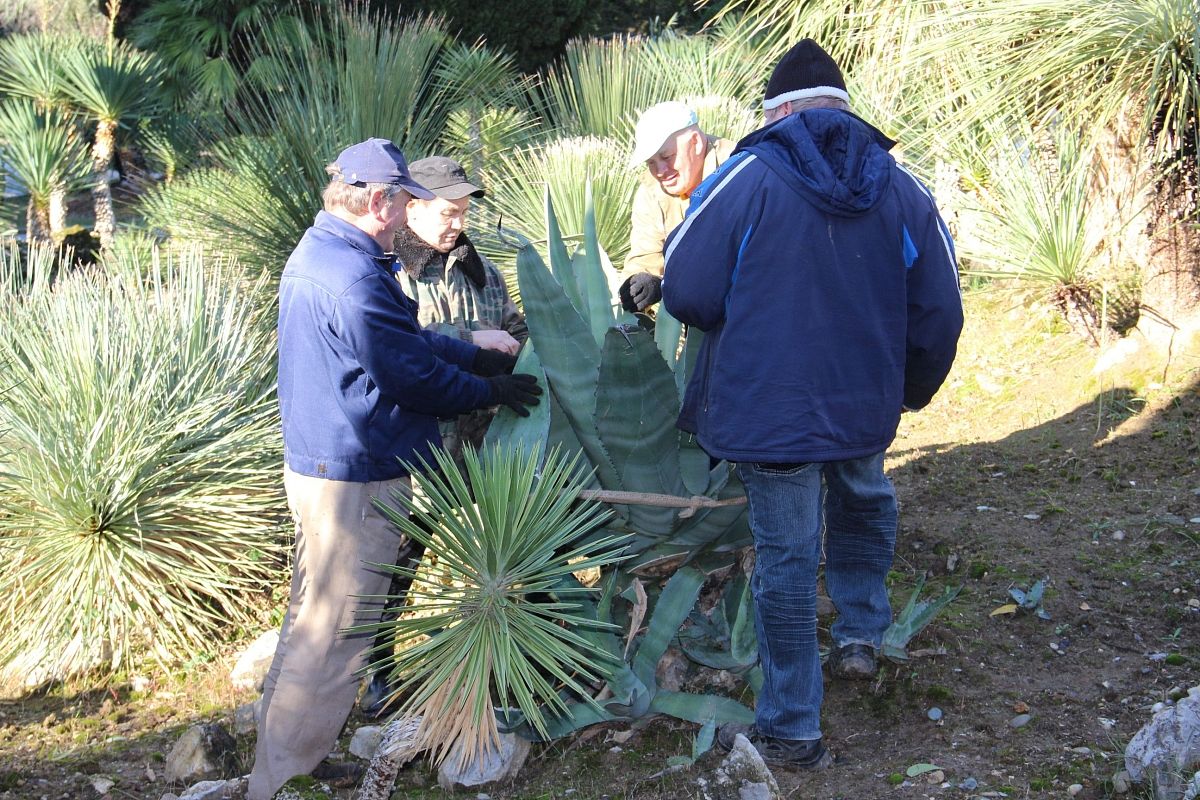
0;242;288;686
485;191;752;575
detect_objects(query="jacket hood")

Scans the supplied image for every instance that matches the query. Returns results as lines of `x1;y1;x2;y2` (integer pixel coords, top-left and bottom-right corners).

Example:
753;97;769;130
738;108;896;216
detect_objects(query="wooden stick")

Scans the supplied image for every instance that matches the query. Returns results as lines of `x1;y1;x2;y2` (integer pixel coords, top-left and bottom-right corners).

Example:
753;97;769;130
574;489;746;519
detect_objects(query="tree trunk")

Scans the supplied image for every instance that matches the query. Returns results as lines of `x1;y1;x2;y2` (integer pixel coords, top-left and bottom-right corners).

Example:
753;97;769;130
354;715;422;800
49;184;67;236
26;198;50;245
91;119;117;249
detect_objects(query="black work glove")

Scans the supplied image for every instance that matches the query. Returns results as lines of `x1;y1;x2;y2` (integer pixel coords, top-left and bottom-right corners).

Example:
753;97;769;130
486;373;543;416
471;347;517;377
618;272;663;313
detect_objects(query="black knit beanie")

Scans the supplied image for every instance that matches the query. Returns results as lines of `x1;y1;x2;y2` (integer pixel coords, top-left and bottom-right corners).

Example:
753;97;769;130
763;39;849;111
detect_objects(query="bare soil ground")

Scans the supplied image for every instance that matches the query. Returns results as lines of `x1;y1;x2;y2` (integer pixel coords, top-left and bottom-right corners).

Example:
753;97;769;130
2;291;1199;800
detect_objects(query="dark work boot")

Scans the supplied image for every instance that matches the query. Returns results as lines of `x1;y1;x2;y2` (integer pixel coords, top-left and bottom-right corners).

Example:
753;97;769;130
716;723;834;770
829;643;879;680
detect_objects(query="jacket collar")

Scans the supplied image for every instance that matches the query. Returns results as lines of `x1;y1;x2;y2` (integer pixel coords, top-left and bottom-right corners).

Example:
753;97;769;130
394;226;488;289
313;210;394;268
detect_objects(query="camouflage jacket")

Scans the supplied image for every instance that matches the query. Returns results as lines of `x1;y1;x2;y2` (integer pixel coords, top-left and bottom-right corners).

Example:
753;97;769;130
393;227;528;459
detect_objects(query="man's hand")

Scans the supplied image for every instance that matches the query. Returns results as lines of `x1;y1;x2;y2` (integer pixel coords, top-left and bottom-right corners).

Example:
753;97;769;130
472;329;520;355
618;272;663;313
486;373;543;416
471;347;517;377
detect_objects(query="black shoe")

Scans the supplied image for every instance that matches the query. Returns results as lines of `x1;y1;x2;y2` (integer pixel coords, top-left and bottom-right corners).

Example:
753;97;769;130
716;723;834;770
359;670;393;718
829;643;878;680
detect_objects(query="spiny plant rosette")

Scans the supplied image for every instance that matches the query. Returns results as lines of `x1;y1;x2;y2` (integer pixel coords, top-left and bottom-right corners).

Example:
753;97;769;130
363;444;627;768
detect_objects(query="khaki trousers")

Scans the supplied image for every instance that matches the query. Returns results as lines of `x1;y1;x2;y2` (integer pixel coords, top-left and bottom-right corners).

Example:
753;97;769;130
247;468;411;800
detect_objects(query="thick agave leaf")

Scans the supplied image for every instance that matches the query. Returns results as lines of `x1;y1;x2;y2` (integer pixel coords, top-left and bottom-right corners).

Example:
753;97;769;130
595;326;683;534
673;328;717;495
654;305;685;370
881;573;963;662
724;571;757;665
514;232;619;490
545;190;583;315
572;184;617;347
678;431;712;498
649;690;753;725
481;340;549;465
630;567;704;692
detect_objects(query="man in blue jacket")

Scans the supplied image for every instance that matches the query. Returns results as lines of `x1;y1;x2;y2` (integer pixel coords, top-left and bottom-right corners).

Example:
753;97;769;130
662;41;963;769
247;138;540;800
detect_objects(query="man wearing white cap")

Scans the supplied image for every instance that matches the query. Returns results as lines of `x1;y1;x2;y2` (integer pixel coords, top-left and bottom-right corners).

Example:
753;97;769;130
619;101;734;312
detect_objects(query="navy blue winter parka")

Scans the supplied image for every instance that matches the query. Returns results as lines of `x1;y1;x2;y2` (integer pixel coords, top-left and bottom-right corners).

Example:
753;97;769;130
278;211;494;482
661;108;963;463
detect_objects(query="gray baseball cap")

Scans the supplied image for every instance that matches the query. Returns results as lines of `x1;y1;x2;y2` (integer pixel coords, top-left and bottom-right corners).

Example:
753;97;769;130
407;156;485;200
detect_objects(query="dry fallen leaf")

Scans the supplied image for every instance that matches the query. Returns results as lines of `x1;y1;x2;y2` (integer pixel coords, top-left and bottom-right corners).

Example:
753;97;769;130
990;603;1018;616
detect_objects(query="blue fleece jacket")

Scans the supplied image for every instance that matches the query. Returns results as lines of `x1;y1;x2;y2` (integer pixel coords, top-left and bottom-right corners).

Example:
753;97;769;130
278;211;494;481
661;109;963;463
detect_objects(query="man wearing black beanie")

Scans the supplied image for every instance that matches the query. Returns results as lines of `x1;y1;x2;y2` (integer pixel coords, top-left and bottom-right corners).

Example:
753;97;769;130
661;40;963;769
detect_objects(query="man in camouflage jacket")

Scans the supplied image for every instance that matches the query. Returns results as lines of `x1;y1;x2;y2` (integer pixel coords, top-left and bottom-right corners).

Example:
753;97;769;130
393;156;529;461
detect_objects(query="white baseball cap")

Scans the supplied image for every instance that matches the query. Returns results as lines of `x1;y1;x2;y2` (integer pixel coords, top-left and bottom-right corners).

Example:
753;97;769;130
631;101;699;164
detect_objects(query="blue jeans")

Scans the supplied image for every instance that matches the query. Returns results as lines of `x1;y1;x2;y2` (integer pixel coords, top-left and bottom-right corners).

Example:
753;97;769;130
736;451;898;741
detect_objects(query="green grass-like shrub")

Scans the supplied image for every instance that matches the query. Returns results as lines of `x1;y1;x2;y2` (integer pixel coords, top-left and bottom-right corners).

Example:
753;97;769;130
0;241;288;686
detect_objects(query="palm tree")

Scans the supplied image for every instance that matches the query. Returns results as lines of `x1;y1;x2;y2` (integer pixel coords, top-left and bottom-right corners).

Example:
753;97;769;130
0;100;91;244
0;32;81;236
57;39;165;248
139;7;458;272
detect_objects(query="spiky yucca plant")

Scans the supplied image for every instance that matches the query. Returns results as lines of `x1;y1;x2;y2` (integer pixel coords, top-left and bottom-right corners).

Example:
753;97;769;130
140;7;451;272
534;30;761;144
483;136;638;272
0;243;288;686
960;120;1115;338
0;100;91;242
365;445;626;767
57;39;165;248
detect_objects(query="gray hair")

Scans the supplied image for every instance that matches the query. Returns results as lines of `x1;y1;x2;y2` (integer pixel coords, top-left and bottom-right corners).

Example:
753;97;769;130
787;95;851;113
322;163;404;215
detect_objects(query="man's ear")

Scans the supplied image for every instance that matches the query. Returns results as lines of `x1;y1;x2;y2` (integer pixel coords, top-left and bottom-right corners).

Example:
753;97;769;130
367;188;390;216
691;130;706;156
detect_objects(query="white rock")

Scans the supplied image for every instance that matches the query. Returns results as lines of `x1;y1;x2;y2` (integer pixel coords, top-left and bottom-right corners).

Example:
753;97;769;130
349;725;383;760
229;630;279;692
437;732;531;790
1125;687;1200;796
179;779;242;800
704;734;782;800
165;724;237;783
90;776;115;794
1068;784;1083;796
